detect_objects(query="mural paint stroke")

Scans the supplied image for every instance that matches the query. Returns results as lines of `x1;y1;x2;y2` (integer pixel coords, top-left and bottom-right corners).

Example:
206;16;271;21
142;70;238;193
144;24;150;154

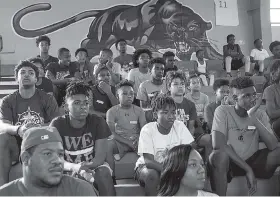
12;0;223;61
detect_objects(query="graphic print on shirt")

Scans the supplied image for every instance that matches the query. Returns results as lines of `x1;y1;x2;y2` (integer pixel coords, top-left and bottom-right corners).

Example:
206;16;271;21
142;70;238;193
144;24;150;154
56;71;70;80
15;106;44;126
147;90;160;107
195;104;204;117
175;108;190;126
63;132;95;164
155;148;169;163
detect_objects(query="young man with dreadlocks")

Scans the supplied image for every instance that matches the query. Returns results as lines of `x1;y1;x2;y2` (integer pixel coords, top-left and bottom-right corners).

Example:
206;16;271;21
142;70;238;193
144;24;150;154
209;77;280;196
50;81;116;196
134;93;194;196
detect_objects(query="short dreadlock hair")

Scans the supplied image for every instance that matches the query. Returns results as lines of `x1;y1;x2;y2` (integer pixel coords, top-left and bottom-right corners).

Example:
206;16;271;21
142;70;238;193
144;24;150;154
151;93;176;113
150;57;166;67
230;77;255;90
117;80;134;90
65;81;91;98
213;79;230;92
166;71;186;89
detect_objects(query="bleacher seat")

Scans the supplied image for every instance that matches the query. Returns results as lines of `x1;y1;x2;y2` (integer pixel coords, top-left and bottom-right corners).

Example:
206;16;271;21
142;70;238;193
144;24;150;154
115;152;139;179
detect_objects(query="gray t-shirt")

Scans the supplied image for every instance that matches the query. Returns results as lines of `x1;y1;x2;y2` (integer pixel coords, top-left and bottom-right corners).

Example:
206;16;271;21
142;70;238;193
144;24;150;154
137;80;166;109
0;175;97;196
106;104;146;140
0;89;59;126
185;92;209;118
264;84;280;123
212;105;272;160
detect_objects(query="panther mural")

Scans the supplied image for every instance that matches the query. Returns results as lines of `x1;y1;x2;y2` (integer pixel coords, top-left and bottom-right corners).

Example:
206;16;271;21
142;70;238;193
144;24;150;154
12;0;223;61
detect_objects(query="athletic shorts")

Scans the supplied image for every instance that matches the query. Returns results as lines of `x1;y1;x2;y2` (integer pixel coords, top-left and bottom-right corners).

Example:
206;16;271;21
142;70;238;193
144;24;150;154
231;59;244;70
227;148;276;183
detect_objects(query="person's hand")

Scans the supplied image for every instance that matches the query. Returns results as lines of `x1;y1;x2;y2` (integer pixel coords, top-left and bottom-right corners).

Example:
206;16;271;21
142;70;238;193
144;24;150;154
99;81;112;95
246;169;257;195
17;122;37;137
221;96;230;105
247;93;263;119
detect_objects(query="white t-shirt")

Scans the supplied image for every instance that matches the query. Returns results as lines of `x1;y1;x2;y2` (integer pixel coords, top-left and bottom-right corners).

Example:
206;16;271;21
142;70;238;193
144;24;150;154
136;120;194;167
250;49;269;61
128;68;152;93
197;190;218;196
171;190;218;196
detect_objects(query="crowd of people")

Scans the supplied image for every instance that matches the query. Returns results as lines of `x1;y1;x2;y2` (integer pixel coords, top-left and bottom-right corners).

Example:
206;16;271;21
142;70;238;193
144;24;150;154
0;34;279;196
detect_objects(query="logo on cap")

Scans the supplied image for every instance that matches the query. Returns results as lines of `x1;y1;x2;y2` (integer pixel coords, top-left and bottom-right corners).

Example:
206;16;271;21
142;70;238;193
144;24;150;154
41;135;49;140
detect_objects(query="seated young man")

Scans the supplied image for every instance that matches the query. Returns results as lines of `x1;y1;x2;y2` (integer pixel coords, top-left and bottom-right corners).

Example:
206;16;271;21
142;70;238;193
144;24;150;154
166;71;196;135
94;48;121;85
45;47;79;106
264;60;280;139
134;94;194;196
50;81;116;196
185;75;209;122
184;74;212;160
28;57;54;94
106;81;146;172
113;39;133;79
223;34;251;77
194;49;214;86
90;67;118;118
162;51;178;77
75;48;95;85
128;49;152;104
205;79;230;130
250;39;269;76
209;77;280;196
263;41;280;89
0;61;59;186
35;35;58;69
137;57;166;122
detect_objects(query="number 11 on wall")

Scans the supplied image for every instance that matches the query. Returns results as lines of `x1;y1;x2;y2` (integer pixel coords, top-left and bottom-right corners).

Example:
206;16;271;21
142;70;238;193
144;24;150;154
219;0;227;8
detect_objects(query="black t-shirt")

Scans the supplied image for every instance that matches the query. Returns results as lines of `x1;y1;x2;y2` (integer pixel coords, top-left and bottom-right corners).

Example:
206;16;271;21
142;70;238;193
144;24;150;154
36;77;53;93
91;85;116;114
50;114;111;164
175;97;197;127
46;62;78;80
37;55;59;70
164;65;178;76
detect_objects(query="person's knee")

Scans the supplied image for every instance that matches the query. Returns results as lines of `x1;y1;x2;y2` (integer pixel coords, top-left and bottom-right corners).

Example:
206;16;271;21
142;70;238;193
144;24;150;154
225;56;232;61
107;139;116;153
198;134;212;148
143;169;160;185
209;150;229;169
95;167;112;181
